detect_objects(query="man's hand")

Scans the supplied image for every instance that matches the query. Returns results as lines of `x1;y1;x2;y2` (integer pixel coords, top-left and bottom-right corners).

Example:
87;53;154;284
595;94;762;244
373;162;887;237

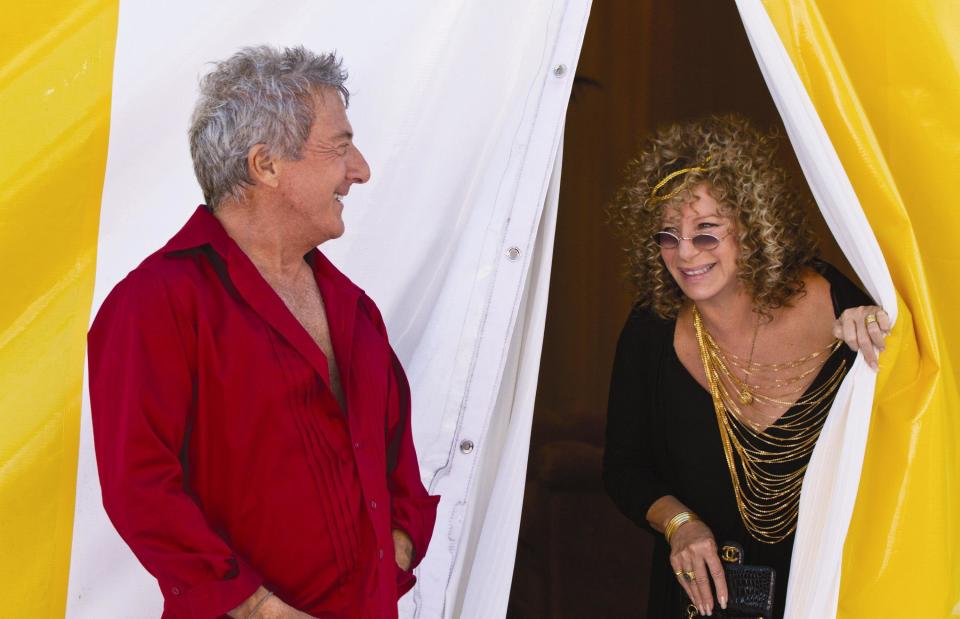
393;528;414;572
228;586;315;618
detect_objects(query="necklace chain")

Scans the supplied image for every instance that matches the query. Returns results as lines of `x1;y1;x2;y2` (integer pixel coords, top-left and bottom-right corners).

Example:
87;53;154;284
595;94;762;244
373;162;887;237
692;305;847;544
738;312;761;404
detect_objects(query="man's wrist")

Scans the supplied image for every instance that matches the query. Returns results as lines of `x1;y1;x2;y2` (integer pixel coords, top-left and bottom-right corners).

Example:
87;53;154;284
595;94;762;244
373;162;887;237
228;586;272;619
392;528;415;570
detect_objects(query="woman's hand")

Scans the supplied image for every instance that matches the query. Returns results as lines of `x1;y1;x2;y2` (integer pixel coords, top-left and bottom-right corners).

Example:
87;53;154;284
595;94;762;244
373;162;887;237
832;305;891;370
669;519;727;617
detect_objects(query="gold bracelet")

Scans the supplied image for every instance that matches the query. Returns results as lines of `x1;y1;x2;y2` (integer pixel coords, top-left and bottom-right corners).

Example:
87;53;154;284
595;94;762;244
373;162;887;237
664;511;699;544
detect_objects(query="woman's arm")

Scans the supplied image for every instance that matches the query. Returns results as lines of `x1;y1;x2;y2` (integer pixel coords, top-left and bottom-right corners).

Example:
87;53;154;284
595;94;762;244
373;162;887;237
647;496;728;616
602;307;671;528
602;307;727;616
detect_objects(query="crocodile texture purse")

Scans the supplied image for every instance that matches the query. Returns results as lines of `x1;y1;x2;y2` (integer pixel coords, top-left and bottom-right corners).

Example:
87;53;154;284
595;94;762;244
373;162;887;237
715;542;776;619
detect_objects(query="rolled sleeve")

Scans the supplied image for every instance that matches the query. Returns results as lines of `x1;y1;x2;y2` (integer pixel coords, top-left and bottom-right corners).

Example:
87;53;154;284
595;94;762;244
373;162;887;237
361;295;440;597
391;493;440;596
391;494;441;568
384;350;440;586
89;271;262;618
163;556;261;618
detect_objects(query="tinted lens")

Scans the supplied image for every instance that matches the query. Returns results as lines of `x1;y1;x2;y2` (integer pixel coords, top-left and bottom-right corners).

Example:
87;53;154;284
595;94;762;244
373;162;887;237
692;234;721;250
653;232;679;249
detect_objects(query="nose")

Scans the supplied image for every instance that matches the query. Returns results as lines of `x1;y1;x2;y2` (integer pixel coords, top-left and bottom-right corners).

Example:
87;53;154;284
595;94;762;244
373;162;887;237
676;234;701;260
348;144;371;185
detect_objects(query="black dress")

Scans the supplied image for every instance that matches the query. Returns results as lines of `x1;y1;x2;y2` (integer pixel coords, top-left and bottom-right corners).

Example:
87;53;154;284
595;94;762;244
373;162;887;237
602;262;872;619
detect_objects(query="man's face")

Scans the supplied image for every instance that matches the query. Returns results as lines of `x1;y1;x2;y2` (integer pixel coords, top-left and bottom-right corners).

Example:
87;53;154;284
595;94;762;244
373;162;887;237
275;89;371;244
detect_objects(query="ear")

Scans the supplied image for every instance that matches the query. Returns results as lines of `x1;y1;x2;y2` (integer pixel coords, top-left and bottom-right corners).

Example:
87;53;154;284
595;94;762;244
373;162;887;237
247;144;280;188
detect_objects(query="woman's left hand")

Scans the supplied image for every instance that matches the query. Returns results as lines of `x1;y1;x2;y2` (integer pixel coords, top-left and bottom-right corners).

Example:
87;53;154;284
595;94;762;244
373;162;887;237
832;305;891;370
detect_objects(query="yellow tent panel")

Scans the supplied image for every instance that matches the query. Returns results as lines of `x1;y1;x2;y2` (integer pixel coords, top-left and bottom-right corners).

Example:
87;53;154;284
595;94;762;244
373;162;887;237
765;1;960;616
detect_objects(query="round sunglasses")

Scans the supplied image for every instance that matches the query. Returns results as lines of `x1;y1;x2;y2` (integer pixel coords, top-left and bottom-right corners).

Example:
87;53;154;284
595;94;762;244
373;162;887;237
652;230;729;251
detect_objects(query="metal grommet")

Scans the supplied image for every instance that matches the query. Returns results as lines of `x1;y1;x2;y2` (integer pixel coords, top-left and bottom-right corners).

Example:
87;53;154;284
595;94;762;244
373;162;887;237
552;64;567;77
459;439;475;454
506;246;521;261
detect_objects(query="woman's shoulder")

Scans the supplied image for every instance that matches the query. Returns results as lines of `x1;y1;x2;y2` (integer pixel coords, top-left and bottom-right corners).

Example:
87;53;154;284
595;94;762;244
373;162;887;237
617;303;675;351
610;303;676;382
623;303;674;331
805;259;874;315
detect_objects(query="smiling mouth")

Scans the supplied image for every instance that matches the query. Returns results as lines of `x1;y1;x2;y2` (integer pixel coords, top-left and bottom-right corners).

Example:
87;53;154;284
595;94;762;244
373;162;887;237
333;193;343;203
679;263;715;277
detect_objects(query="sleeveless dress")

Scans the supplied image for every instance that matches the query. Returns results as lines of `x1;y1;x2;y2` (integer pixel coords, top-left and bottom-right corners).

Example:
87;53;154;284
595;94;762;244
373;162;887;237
602;262;872;618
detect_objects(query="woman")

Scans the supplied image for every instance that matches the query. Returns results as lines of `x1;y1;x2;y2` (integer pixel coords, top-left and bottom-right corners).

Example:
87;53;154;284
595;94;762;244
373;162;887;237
602;115;890;618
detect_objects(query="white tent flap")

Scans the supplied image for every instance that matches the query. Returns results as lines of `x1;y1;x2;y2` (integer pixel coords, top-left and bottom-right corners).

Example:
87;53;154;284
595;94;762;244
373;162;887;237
734;2;897;618
67;1;591;617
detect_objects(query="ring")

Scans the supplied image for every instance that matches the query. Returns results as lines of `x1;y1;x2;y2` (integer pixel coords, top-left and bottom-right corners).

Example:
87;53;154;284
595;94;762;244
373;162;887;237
674;569;684;577
683;570;696;582
865;313;878;326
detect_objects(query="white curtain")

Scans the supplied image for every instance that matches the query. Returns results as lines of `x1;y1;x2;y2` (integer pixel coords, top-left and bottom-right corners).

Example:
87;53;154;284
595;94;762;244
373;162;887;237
734;3;898;618
66;1;591;617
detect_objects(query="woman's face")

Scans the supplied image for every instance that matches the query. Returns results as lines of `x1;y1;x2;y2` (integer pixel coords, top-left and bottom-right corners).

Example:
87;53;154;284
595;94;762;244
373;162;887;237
658;182;742;305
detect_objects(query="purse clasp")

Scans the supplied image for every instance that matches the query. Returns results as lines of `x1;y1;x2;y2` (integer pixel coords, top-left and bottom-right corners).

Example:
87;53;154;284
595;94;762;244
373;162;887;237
720;544;742;564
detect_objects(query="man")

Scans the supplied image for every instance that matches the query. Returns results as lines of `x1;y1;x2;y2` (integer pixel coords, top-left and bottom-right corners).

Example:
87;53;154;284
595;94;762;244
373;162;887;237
88;46;439;618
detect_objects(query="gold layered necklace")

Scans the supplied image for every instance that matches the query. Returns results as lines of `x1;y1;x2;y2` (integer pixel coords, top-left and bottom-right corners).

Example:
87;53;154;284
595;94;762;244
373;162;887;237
692;305;847;544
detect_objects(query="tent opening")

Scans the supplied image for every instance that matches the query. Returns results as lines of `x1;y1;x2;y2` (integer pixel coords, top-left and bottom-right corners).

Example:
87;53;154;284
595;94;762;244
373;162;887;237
507;2;859;617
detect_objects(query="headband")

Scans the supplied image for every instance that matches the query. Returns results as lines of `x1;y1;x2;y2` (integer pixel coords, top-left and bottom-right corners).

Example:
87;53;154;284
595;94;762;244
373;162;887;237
647;156;713;206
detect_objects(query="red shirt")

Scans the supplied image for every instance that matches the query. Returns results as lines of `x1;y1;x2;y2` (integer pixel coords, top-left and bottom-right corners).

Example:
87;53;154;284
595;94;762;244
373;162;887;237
88;206;440;619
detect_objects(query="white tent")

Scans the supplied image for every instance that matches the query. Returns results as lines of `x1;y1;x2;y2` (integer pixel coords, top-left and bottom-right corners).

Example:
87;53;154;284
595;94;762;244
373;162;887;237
67;1;591;617
63;2;894;618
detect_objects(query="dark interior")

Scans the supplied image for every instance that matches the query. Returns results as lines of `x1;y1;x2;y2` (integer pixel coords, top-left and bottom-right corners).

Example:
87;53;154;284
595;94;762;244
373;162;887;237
507;2;853;617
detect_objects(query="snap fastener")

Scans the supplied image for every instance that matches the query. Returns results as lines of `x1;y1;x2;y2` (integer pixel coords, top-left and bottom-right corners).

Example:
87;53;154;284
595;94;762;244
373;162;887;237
506;247;521;261
552;64;567;77
460;439;475;454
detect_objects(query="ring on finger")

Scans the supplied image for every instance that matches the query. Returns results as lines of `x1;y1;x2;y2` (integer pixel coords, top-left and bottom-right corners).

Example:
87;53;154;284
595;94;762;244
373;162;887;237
864;313;878;326
674;569;684;577
683;569;696;582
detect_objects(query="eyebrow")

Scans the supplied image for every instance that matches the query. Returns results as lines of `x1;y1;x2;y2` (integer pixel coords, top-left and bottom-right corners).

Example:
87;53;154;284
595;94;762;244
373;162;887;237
662;212;721;221
660;213;722;227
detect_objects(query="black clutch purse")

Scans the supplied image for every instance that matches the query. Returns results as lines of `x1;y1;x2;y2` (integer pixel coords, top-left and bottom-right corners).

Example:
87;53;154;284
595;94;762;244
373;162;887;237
714;542;776;619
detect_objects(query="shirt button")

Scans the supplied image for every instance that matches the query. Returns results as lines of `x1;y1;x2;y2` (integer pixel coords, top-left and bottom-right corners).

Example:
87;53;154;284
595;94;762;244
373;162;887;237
370;499;377;509
378;548;384;560
171;586;181;596
354;441;361;449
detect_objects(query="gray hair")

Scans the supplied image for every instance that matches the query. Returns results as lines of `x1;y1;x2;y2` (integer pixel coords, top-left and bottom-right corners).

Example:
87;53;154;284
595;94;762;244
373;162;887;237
188;45;349;209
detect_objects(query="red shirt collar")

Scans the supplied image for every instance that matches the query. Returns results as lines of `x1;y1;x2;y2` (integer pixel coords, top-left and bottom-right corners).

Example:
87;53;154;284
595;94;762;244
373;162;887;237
161;205;363;297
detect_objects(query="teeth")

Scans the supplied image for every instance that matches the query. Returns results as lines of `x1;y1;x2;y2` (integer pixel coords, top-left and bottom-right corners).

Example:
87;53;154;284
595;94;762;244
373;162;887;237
683;264;713;276
334;193;343;202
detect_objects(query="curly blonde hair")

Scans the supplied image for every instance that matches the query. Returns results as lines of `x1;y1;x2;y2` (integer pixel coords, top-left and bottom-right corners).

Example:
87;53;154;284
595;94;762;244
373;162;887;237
609;114;818;319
